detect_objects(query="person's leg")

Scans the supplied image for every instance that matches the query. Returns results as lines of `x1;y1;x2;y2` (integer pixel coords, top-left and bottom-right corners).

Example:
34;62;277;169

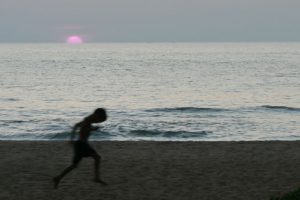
90;151;101;180
90;151;107;185
53;156;81;188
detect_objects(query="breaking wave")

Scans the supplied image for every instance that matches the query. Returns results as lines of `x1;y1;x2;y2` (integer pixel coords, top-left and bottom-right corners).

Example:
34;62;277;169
129;129;208;138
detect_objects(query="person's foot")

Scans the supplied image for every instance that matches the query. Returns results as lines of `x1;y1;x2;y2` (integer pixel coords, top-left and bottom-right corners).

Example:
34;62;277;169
53;177;60;189
94;178;108;186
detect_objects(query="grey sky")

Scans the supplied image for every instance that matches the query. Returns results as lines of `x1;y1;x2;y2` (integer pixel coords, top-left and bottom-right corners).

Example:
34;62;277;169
1;0;300;42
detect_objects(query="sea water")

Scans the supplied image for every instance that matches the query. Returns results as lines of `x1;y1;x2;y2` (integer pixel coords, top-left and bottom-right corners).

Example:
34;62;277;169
0;43;299;141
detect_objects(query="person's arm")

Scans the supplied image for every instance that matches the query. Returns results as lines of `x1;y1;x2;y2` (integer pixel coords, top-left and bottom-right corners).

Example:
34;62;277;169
90;126;100;131
70;122;81;142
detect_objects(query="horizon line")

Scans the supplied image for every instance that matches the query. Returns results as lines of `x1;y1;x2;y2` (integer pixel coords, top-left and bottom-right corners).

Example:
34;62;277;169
1;41;300;44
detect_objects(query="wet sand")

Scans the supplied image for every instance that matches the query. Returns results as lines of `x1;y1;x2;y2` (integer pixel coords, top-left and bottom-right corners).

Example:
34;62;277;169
0;141;299;200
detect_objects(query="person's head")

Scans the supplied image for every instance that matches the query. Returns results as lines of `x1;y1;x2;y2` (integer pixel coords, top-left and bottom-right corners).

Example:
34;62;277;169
90;108;107;123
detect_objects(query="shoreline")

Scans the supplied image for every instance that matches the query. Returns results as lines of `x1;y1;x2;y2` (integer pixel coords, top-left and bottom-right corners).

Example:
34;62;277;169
1;141;299;200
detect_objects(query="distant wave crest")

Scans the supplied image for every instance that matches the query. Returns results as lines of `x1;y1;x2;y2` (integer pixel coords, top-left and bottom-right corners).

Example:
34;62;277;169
145;107;226;113
261;105;300;112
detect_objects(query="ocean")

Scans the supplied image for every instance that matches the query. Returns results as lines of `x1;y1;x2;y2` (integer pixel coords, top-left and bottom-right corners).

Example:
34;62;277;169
0;43;299;141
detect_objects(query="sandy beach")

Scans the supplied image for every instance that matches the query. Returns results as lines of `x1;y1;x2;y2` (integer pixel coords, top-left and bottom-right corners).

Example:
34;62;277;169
0;141;299;200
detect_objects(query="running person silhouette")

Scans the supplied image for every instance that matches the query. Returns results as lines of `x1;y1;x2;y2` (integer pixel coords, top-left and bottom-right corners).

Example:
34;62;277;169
54;108;107;188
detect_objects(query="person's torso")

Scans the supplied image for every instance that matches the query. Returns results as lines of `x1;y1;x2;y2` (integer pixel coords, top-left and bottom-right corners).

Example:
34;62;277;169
79;121;91;142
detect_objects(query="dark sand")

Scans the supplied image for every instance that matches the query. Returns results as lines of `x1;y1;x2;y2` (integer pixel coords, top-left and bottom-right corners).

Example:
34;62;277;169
0;141;299;200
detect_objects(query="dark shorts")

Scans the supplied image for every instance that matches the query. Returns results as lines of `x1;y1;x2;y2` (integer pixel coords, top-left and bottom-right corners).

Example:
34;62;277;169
73;141;97;165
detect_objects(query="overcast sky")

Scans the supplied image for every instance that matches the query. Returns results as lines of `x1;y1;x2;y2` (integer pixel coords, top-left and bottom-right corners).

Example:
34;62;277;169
1;0;300;42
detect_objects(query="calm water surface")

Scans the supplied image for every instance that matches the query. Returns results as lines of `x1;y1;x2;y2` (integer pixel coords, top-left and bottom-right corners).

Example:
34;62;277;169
0;43;299;140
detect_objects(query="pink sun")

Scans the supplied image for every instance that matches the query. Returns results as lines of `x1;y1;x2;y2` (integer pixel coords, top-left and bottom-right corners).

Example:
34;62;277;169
67;35;83;44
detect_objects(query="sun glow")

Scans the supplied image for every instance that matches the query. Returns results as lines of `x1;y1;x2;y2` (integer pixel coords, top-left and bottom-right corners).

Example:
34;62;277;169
67;35;83;44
